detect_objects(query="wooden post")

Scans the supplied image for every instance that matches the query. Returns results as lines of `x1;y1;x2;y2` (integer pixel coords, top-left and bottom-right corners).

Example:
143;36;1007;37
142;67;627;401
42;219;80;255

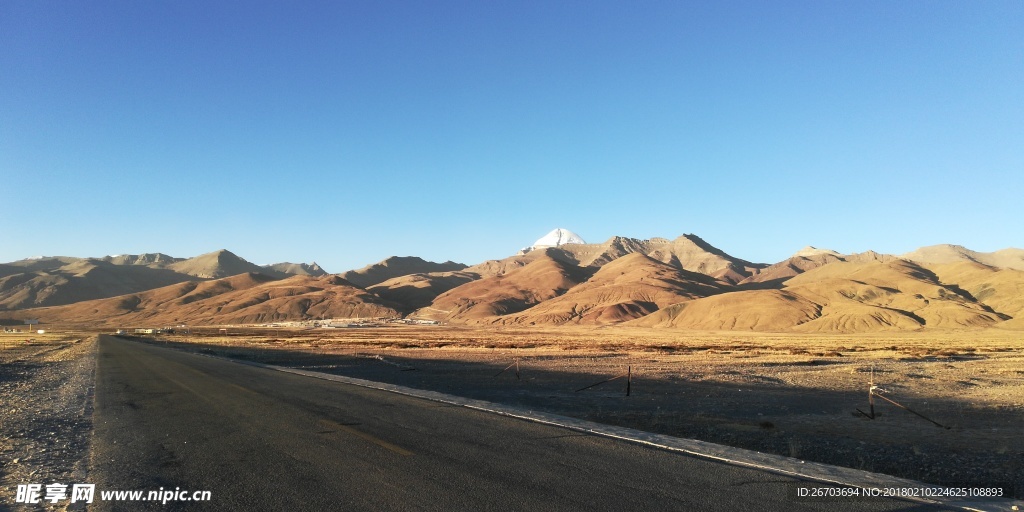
869;364;875;418
869;387;875;418
626;366;631;396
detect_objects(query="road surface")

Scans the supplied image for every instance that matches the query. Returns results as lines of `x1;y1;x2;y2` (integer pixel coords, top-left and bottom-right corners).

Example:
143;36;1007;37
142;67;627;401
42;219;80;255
90;336;938;511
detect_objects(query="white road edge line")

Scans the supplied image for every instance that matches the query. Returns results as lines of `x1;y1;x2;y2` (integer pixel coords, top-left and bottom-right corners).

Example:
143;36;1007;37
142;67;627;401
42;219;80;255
190;347;1019;512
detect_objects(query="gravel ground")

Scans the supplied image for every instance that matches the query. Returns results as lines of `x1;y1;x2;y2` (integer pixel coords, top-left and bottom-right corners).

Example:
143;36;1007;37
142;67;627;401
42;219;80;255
1;338;96;511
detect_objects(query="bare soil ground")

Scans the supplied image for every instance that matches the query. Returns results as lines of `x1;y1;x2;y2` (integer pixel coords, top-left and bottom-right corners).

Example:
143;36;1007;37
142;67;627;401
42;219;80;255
0;333;95;510
142;325;1023;498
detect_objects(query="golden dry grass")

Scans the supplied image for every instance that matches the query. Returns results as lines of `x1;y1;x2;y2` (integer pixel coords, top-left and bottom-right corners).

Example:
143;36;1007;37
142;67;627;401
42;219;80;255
0;330;83;347
156;324;1024;410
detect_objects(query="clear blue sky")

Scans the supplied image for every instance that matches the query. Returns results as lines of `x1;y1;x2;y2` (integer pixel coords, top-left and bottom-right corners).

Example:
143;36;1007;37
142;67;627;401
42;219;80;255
2;1;1021;272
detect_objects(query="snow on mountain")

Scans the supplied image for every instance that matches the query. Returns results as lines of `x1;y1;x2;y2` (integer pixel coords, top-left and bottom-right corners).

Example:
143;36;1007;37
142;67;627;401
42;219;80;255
531;228;586;249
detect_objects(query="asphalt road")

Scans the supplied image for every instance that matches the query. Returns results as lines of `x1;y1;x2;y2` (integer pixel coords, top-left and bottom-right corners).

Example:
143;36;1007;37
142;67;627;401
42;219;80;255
89;336;939;511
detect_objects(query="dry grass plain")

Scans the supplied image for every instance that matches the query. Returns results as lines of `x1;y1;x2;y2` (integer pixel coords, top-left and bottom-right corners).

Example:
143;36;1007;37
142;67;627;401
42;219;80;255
139;324;1024;497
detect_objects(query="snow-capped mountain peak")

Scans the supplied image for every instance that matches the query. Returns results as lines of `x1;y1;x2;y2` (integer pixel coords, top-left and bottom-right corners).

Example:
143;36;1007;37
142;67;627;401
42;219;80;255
532;228;586;248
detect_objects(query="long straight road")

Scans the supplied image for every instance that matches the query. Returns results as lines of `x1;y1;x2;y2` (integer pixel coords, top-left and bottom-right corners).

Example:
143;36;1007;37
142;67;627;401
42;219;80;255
90;336;936;511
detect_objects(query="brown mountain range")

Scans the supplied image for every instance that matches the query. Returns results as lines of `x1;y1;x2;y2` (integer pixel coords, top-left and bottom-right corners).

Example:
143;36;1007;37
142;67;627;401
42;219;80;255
15;273;401;326
2;233;1022;332
0;250;325;311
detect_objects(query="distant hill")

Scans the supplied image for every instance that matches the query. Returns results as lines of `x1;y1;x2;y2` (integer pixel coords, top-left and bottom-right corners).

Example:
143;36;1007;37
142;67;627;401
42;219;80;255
102;253;181;266
901;245;1024;270
13;273;401;326
635;259;1007;332
739;252;845;289
5;256;83;273
368;271;479;313
166;249;266;279
263;262;328;277
792;246;841;258
783;259;1002;331
463;249;563;279
923;261;1024;329
341;256;467;288
630;289;822;331
644;234;764;283
0;259;196;310
739;249;899;289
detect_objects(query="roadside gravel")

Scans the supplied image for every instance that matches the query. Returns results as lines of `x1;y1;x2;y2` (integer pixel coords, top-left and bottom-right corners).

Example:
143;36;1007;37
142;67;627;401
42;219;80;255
1;338;96;510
